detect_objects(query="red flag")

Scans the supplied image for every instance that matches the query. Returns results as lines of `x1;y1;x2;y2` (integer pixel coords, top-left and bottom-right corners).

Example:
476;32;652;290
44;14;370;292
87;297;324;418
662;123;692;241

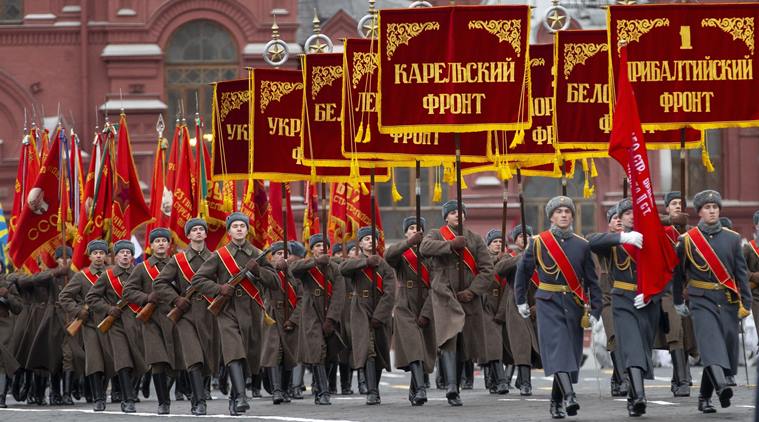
145;134;169;247
241;179;268;249
9;129;64;267
328;183;349;246
268;182;297;244
608;47;678;300
165;126;181;194
302;182;320;245
169;126;196;247
69;131;85;225
10;129;41;243
345;183;384;256
111;114;152;241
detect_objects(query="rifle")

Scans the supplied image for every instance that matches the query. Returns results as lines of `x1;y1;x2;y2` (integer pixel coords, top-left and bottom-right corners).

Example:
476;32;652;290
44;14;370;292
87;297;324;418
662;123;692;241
166;285;199;323
66;304;88;336
206;251;276;326
135;299;156;323
97;299;129;333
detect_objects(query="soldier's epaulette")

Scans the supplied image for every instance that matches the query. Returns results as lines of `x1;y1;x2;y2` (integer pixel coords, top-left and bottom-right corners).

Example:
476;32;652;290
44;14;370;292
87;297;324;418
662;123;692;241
722;228;741;238
572;233;588;242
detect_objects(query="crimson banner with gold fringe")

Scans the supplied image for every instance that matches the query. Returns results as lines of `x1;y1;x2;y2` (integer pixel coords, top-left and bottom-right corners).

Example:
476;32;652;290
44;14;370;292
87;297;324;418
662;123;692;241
555;29;702;157
342;38;491;165
377;5;532;134
608;3;759;130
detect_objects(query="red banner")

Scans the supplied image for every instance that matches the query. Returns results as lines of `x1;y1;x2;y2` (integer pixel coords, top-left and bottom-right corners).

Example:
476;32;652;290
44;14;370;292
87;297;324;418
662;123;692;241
268;182;297;244
169;125;195;247
377;5;531;134
342;38;490;165
554;29;701;155
111;114;152;241
10;128;41;243
609;47;678;301
608;3;759;130
145;134;169;248
240;179;269;250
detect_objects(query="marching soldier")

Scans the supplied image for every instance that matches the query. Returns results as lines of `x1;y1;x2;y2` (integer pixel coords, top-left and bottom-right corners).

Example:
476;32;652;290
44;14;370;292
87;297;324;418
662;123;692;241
340;226;396;406
744;211;759;342
290;233;346;405
152;219;218;416
481;229;511;395
332;242;355;395
419;201;493;406
191;212;278;416
515;196;602;419
262;240;302;405
0;263;22;408
386;216;435;406
660;191;696;397
495;225;540;397
85;240;148;413
672;190;751;413
123;227;183;415
589;198;660;417
596;207;629;397
58;239;114;411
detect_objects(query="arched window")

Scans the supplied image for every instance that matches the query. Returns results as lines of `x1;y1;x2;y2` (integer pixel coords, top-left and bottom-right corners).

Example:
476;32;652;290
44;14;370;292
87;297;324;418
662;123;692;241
0;0;23;23
165;20;239;133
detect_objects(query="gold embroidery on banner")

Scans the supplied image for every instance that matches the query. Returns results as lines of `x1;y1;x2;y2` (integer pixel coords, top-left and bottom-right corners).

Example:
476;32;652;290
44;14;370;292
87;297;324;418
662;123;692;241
468;19;523;57
219;90;249;121
311;66;343;99
616;18;669;45
352;52;378;89
385;21;440;60
259;81;304;113
701;17;754;55
563;43;609;79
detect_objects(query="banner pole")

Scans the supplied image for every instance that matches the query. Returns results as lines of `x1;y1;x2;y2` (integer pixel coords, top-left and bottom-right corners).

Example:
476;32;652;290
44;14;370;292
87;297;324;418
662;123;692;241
517;169;528;247
501;180;508;253
455;134;464;287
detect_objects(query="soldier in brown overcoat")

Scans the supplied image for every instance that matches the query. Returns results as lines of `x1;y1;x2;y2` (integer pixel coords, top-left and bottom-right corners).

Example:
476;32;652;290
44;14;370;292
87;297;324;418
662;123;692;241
191;212;278;416
152;219;218;415
331;242;355;395
419;201;493;406
339;227;395;406
386;216;435;406
289;233;345;405
58;239;114;411
85;240;148;413
0;265;23;408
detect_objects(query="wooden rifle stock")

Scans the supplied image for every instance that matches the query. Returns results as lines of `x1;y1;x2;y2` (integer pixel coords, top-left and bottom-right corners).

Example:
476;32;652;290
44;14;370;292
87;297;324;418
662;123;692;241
167;286;198;323
97;299;128;333
66;304;88;336
135;301;156;323
207;270;252;316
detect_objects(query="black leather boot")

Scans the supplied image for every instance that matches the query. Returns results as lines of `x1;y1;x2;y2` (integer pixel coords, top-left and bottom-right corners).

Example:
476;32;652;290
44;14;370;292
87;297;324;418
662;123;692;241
217;363;229;396
491;361;509;394
409;361;427;406
229;360;250;413
706;365;732;408
698;370;716;413
424;372;430;388
518;365;532;396
269;366;285;405
364;358;380;405
556;372;579;416
504;364;515;389
110;375;121;403
314;365;331;405
118;369;136;413
290;365;304;399
281;367;292;403
90;372;106;411
462;360;474;390
549;377;566;419
140;369;151;399
627;367;646;417
357;368;369;395
670;349;690;397
82;375;93;403
339;363;353;395
61;371;74;405
188;367;207;415
35;372;48;405
484;364;493;392
0;372;7;408
153;372;171;414
327;362;338;395
435;355;445;390
441;350;462;406
49;372;62;405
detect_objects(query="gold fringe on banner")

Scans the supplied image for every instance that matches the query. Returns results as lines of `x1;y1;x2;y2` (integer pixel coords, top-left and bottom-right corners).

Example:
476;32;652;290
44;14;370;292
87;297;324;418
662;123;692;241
391;169;403;202
701;140;715;173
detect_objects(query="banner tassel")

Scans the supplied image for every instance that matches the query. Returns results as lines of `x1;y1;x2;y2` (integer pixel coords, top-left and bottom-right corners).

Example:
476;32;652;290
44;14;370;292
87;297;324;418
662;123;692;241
353;122;364;146
432;180;442;202
391;169;403;202
508;129;525;149
701;141;715;173
361;124;371;144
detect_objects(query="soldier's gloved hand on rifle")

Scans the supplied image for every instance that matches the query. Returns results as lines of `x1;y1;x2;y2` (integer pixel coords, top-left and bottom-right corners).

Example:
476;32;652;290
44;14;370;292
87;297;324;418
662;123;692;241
370;318;383;329
407;232;424;247
671;212;689;226
416;316;430;328
274;259;288;272
366;255;381;268
107;306;122;318
674;303;690;317
322;318;335;336
147;291;160;304
456;289;475;303
283;320;296;332
316;255;331;266
218;284;235;297
634;293;649;309
245;258;260;277
619;231;643;249
450;236;467;252
517;303;531;319
529;305;537;320
0;287;8;298
77;307;89;320
174;296;191;312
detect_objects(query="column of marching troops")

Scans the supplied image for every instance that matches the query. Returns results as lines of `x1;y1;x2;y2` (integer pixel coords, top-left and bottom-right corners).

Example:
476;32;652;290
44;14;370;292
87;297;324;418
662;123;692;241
0;188;756;418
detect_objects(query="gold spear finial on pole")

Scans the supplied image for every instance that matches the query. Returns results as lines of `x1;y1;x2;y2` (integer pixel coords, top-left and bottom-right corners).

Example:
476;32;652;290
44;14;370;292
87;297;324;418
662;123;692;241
305;9;333;54
263;13;289;67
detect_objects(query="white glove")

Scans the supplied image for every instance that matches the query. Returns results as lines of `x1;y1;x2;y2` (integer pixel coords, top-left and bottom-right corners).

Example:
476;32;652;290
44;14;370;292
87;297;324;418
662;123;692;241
589;314;598;327
620;231;643;249
633;293;649;309
517;303;531;319
674;303;690;317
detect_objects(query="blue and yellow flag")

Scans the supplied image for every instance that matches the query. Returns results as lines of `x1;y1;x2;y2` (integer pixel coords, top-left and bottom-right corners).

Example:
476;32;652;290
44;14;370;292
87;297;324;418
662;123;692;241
0;202;9;271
